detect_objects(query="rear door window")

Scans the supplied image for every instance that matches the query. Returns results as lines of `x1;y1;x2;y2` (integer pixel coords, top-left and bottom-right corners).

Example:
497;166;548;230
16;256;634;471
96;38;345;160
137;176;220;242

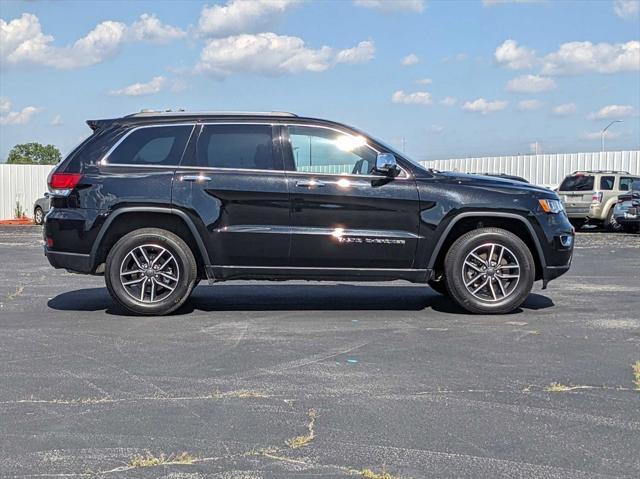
107;125;193;166
195;124;279;170
559;175;594;191
600;176;614;190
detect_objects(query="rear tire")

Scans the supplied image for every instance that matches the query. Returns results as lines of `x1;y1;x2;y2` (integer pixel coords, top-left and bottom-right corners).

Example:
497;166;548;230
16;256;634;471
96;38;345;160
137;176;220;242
105;228;198;315
444;228;535;314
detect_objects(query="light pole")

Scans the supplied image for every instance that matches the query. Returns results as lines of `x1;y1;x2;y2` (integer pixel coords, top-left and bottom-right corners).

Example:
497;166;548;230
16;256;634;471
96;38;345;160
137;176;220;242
601;120;623;152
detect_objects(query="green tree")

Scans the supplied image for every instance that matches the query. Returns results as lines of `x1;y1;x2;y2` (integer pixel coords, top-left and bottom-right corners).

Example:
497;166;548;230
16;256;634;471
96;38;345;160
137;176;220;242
7;142;61;165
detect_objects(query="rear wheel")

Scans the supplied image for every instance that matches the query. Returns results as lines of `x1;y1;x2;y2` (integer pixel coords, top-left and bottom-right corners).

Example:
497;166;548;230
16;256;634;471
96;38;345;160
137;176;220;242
105;228;197;315
444;228;535;314
33;207;44;225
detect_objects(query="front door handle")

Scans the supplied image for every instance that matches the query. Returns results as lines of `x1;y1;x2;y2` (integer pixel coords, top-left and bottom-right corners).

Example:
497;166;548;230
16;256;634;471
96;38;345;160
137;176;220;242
296;180;325;188
179;175;211;182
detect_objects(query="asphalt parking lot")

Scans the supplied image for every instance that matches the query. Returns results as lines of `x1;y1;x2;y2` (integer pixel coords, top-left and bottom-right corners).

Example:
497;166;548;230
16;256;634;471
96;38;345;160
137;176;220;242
0;226;638;478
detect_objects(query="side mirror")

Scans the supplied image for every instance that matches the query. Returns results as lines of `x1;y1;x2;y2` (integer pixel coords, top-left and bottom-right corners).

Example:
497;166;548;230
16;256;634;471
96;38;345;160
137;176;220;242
376;153;400;176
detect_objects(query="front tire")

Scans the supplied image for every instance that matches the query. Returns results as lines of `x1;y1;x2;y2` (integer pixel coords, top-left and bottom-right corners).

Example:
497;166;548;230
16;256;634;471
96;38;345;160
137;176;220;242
605;208;622;232
444;228;535;314
105;228;197;315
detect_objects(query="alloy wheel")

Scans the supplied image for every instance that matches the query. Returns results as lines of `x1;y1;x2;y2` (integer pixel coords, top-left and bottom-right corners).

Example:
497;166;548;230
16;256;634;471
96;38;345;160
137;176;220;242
119;244;180;303
461;243;520;303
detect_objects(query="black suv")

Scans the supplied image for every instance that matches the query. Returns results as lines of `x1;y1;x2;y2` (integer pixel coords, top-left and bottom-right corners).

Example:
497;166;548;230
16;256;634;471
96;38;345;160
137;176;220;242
44;111;574;315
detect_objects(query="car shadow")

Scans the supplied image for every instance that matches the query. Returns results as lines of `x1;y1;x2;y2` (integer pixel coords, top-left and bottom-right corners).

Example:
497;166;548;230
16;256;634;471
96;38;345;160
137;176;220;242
47;284;555;317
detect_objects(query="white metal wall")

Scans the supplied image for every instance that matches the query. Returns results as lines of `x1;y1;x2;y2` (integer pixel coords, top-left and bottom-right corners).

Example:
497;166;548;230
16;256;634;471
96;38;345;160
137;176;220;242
0;164;54;220
0;150;638;219
420;151;640;188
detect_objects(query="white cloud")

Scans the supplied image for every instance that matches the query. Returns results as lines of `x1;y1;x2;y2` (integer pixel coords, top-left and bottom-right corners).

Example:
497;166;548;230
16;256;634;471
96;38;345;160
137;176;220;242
196;33;370;76
401;53;419;66
50;114;62;126
335;41;375;64
552;103;577;116
613;0;640;19
198;0;300;37
129;13;185;43
110;76;166;96
581;130;621;141
354;0;425;13
416;78;432;85
0;97;10;113
0;98;40;125
440;96;457;107
391;90;432;105
517;99;542;111
506;74;556;93
462;98;508;114
588;104;634;120
541;40;640;75
428;124;445;133
1;12;184;69
494;39;537;69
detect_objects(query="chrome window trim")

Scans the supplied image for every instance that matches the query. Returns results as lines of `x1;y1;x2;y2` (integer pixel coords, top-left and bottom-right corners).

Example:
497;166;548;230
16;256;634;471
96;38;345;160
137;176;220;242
280;122;411;180
99;122;197;166
98;121;410;180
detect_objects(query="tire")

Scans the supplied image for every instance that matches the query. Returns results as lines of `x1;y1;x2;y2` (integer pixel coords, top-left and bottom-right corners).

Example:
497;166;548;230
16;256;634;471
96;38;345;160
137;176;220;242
605;208;622;232
105;228;198;315
428;279;449;296
34;207;44;225
444;228;535;314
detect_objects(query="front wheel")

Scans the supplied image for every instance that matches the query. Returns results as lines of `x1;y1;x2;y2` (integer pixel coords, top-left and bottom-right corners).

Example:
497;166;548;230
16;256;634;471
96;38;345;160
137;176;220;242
105;228;198;315
34;207;44;225
444;228;535;314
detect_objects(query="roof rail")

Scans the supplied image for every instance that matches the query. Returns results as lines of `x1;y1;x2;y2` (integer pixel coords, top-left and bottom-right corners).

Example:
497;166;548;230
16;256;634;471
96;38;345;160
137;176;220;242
125;109;298;118
571;170;630;174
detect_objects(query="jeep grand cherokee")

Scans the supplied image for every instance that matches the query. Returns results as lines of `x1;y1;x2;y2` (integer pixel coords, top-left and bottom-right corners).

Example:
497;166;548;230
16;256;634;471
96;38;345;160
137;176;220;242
43;110;574;315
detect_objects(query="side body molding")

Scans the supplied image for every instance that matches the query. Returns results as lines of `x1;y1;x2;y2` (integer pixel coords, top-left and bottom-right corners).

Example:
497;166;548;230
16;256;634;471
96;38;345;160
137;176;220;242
90;206;211;269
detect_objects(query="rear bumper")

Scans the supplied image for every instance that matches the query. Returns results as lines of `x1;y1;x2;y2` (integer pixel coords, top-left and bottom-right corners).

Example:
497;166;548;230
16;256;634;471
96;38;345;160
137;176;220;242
44;246;93;274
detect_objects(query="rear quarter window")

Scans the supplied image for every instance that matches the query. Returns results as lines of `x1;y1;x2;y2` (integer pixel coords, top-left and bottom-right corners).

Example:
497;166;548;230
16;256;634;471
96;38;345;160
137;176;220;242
559;175;594;191
106;125;193;166
600;176;614;190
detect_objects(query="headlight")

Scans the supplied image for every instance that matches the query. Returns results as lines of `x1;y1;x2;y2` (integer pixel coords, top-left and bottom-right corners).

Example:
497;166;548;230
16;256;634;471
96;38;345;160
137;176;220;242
538;198;564;214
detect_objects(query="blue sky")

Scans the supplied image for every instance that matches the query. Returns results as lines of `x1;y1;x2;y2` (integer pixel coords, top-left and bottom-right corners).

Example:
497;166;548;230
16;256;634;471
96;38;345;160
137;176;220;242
1;0;639;161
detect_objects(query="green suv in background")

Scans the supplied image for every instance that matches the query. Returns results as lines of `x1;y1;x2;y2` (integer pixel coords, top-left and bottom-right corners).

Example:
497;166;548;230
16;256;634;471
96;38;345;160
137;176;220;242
558;170;640;231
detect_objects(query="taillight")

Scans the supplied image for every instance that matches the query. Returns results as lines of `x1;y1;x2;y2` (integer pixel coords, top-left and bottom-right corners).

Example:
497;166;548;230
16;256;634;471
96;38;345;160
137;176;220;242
48;173;81;196
592;192;603;203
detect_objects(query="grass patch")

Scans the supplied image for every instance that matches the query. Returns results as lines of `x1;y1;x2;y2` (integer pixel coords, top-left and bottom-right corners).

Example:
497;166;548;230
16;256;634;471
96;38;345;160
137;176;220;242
545;382;573;392
211;389;269;399
285;409;316;449
128;452;197;468
633;361;640;390
360;468;398;479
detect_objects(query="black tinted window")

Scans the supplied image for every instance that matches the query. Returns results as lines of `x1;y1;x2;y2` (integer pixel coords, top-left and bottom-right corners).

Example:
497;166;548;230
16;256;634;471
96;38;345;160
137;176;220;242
196;124;276;170
107;126;193;166
600;176;614;190
560;175;594;191
619;177;640;191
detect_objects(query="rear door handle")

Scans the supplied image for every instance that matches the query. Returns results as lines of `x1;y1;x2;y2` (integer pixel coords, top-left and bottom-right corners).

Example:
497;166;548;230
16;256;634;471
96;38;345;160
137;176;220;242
179;175;211;182
295;180;325;187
